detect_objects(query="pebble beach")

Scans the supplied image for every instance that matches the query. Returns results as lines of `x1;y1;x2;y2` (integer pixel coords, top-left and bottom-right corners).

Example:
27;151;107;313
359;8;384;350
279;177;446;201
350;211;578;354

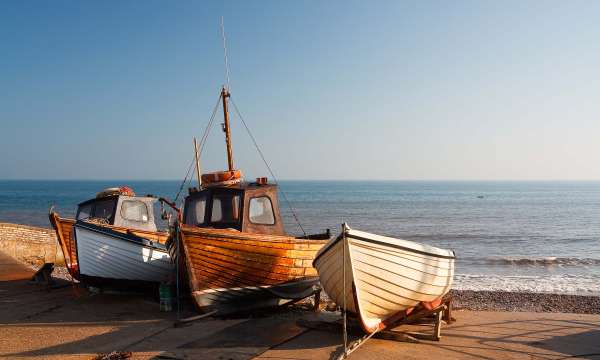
450;289;600;314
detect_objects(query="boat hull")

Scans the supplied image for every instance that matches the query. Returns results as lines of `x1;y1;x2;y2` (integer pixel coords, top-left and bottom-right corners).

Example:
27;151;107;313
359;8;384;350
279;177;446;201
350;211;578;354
178;225;328;313
314;225;455;333
49;213;79;279
74;221;173;283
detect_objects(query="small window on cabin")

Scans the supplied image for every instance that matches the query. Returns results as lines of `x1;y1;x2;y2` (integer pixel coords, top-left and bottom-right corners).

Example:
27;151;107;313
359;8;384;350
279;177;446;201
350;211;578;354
77;203;92;220
120;200;149;222
211;193;241;223
249;196;275;225
185;195;207;226
93;199;116;222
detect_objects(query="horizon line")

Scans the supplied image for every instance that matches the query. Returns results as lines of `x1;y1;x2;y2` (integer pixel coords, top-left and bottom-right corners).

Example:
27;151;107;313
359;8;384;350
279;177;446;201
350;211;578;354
2;178;600;182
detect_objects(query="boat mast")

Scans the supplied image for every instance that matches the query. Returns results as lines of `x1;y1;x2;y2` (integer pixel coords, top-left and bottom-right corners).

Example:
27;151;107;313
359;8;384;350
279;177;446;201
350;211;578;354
193;137;202;188
221;86;234;171
220;17;234;172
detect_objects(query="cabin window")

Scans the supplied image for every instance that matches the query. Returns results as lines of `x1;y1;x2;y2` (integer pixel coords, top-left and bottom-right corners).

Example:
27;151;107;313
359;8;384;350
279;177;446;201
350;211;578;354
185;195;207;226
249;196;275;225
120;200;149;222
211;193;241;223
77;203;92;220
93;199;116;222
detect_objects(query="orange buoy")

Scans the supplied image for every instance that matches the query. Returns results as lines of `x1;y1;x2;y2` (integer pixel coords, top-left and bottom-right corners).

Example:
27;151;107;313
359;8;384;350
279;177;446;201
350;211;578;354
118;186;136;197
201;170;243;187
96;186;136;198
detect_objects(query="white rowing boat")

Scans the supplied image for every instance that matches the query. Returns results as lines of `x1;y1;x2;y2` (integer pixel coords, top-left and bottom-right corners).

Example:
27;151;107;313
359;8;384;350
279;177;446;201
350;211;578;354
75;221;172;283
313;224;455;333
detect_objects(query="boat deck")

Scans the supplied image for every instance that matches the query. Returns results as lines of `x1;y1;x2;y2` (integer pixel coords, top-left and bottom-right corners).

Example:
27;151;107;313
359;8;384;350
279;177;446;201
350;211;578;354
1;252;599;359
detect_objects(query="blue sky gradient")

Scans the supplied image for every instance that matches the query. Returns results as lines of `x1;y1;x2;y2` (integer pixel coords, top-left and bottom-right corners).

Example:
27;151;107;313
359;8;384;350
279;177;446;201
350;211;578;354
1;1;599;180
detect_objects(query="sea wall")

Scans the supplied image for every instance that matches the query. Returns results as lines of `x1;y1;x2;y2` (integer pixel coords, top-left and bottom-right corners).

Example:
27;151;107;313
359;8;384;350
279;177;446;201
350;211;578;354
0;222;65;266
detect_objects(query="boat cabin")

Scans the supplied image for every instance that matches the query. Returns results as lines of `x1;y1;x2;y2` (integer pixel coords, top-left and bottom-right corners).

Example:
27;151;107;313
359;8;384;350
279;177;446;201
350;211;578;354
183;181;286;236
76;194;160;232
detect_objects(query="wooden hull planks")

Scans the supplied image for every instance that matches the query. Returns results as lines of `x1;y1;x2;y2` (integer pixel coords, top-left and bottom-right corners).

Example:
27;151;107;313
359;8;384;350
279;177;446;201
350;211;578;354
178;225;328;313
313;224;455;333
49;212;78;279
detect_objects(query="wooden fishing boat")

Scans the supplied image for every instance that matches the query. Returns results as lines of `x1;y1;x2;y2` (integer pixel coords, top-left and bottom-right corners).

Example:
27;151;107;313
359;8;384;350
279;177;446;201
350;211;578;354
49;187;174;285
313;224;455;333
176;87;330;313
49;213;78;278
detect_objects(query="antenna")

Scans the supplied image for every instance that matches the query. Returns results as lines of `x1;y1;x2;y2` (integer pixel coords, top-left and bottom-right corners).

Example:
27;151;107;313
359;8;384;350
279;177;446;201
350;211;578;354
220;16;231;91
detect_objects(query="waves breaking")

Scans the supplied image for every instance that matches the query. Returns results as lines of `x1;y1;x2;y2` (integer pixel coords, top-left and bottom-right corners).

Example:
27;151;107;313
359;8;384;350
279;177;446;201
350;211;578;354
454;273;600;295
460;256;600;266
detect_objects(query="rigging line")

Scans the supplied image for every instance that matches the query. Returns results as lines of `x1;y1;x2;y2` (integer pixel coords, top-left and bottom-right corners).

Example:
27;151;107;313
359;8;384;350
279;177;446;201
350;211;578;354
174;94;223;202
199;93;223;156
229;97;307;237
220;16;231;91
174;158;195;203
342;227;348;358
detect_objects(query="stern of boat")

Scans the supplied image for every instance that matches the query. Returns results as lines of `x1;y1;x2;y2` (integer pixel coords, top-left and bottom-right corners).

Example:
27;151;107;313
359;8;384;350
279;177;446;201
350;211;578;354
48;209;79;279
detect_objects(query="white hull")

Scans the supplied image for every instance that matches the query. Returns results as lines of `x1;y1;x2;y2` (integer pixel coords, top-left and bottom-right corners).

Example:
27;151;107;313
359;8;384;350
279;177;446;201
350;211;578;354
75;224;173;283
314;224;455;333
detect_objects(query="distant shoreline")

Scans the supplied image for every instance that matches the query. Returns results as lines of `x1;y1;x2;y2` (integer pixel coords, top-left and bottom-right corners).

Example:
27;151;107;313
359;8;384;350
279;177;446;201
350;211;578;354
2;179;600;182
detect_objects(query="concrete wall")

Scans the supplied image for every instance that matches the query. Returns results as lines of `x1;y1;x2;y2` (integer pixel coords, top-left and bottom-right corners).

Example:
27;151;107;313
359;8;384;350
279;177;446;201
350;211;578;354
0;222;65;266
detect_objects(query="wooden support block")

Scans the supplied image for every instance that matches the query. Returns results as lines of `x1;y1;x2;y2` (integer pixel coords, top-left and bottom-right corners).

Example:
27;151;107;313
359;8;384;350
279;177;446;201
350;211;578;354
387;304;445;342
443;297;455;324
433;309;442;341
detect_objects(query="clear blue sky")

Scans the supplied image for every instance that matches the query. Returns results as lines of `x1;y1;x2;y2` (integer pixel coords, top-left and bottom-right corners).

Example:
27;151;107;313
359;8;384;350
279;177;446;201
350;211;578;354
1;1;599;180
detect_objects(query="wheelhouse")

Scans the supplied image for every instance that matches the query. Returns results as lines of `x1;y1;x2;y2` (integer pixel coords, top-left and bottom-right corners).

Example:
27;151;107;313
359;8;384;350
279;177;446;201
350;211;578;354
76;195;160;232
183;182;285;236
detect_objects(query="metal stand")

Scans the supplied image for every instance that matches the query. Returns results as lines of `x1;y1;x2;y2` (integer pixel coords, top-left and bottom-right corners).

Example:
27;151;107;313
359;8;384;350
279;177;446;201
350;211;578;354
380;299;453;342
298;296;455;355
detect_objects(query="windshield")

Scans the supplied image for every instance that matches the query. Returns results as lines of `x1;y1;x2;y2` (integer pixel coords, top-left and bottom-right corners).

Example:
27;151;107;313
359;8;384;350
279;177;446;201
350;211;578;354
210;192;241;225
185;194;207;226
77;198;117;224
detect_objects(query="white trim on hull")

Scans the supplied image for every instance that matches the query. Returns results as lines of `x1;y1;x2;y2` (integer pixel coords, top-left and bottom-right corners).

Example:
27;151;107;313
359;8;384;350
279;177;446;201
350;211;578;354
314;224;455;333
75;225;173;283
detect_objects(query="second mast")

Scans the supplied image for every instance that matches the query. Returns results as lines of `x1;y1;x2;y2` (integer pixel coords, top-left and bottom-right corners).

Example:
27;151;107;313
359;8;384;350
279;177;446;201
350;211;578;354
221;86;234;172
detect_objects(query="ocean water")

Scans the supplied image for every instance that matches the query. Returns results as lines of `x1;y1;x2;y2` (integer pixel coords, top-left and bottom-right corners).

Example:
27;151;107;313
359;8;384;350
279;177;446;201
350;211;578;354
1;180;599;295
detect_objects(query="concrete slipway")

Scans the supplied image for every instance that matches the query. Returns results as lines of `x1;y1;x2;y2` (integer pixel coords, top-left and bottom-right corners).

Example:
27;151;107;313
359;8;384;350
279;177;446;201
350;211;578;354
1;252;599;360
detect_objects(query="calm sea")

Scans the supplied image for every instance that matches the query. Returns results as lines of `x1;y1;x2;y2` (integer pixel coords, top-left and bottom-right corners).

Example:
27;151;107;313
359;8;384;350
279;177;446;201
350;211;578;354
1;180;599;295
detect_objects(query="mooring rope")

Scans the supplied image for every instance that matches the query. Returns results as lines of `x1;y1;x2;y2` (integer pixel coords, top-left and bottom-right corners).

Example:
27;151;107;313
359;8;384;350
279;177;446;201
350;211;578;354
229;97;307;237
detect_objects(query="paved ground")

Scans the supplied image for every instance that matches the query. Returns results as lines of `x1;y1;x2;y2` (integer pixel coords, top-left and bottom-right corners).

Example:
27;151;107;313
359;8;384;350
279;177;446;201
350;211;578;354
258;311;600;360
1;251;600;360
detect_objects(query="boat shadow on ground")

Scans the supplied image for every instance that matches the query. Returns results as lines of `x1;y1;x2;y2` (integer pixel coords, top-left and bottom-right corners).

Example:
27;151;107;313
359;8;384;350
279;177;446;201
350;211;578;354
1;280;341;359
422;317;600;360
3;275;600;360
251;315;600;360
